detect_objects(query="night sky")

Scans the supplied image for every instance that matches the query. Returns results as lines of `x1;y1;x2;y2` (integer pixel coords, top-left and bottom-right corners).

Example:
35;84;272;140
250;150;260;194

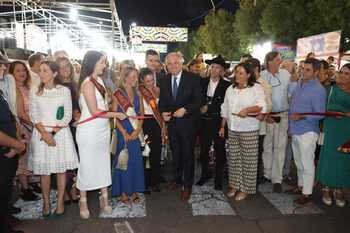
117;0;237;34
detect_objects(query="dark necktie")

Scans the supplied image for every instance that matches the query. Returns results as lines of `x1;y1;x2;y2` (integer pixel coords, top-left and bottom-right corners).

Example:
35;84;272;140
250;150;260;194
172;77;178;99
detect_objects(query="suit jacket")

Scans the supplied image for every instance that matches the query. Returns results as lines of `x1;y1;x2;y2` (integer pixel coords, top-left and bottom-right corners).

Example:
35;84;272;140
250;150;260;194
158;71;202;132
200;77;231;119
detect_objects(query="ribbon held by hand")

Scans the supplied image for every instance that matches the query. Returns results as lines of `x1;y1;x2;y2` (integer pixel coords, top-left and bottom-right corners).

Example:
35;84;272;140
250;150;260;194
233;111;347;118
338;139;350;153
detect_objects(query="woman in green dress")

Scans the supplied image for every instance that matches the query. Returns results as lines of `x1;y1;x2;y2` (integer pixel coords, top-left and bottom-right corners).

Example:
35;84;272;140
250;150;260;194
316;63;350;208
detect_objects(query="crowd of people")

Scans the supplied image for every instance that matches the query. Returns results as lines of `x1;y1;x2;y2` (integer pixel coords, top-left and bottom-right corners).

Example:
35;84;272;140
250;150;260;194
0;47;350;233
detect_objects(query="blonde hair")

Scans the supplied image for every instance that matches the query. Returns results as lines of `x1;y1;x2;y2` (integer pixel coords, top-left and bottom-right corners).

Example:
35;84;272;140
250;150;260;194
119;66;139;90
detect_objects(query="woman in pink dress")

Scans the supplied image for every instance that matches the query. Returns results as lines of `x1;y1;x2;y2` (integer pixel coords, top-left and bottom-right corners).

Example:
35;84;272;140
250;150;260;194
9;61;40;201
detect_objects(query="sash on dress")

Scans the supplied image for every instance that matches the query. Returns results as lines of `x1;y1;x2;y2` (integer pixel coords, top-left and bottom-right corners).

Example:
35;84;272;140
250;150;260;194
138;84;168;143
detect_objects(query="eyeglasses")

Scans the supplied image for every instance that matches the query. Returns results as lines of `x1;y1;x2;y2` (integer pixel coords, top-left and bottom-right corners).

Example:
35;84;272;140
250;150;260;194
266;74;281;88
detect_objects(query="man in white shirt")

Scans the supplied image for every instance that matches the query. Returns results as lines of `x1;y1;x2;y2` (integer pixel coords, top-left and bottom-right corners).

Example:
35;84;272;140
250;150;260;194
261;51;291;193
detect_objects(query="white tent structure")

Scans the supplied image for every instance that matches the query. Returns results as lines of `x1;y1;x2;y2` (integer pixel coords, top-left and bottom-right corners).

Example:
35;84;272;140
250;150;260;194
0;0;129;58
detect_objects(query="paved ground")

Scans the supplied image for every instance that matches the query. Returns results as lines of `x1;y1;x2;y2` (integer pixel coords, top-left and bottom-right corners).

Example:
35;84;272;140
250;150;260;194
13;180;350;233
12;155;350;233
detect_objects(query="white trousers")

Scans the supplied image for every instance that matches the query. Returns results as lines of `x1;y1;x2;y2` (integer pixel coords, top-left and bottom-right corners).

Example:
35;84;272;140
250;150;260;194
291;132;318;195
262;112;288;184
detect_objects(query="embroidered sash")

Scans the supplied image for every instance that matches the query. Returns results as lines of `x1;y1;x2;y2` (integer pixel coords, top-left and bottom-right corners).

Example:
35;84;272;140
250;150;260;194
138;84;168;143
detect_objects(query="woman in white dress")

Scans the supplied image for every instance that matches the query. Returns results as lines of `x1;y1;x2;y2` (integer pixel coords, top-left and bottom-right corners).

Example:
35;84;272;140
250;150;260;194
29;60;78;217
76;51;126;219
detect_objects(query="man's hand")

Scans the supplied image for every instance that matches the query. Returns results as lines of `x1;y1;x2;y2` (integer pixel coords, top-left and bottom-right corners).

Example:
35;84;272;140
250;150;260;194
266;115;275;124
4;140;26;158
256;113;265;121
218;127;225;138
162;112;172;122
200;105;208;114
290;113;305;121
173;108;187;118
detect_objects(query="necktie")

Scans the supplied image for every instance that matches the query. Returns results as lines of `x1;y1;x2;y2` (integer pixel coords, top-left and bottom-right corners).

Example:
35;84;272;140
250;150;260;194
172;76;178;99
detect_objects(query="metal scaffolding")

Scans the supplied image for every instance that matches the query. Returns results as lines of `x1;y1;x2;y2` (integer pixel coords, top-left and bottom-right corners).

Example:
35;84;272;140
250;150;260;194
0;0;129;54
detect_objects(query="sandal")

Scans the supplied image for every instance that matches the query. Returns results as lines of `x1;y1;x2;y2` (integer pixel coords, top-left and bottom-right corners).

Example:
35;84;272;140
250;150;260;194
118;194;130;204
131;193;141;203
321;186;332;206
99;193;113;214
235;192;248;201
226;187;237;198
333;189;346;208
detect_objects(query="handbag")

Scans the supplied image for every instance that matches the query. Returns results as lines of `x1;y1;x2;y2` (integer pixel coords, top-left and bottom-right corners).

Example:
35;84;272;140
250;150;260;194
116;144;129;171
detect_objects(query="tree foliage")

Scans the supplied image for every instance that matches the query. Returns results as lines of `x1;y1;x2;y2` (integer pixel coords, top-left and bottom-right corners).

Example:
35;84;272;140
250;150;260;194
177;9;243;61
234;0;268;46
236;0;350;50
178;0;350;60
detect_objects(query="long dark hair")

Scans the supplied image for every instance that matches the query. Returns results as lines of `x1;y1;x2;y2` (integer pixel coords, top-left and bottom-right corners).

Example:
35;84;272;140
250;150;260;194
9;61;31;88
37;60;60;96
232;62;257;88
79;50;104;88
341;63;350;71
139;67;154;83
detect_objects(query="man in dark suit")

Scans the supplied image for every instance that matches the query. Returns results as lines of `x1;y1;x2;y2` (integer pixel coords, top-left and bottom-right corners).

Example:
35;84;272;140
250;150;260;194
196;55;231;190
158;52;202;201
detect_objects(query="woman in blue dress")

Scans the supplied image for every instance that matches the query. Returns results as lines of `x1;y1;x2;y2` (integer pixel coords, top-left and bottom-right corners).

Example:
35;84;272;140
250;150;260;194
111;67;145;203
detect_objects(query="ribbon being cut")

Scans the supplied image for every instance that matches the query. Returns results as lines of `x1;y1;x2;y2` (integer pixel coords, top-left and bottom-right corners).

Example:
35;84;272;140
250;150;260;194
232;111;348;118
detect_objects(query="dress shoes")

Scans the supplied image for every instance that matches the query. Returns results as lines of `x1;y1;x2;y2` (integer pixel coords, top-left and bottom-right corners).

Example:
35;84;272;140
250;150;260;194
284;186;302;195
5;215;21;228
294;194;312;205
152;185;161;192
195;176;209;186
258;177;271;184
181;188;192;201
273;183;283;193
214;183;223;191
9;206;21;215
143;187;151;195
167;182;181;191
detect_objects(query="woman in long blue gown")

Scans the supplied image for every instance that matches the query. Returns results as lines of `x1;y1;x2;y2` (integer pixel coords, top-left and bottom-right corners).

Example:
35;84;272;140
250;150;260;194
111;67;145;202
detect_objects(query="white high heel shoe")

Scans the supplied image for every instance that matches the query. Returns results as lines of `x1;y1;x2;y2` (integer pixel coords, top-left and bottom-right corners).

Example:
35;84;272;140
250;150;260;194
99;193;112;215
79;197;90;219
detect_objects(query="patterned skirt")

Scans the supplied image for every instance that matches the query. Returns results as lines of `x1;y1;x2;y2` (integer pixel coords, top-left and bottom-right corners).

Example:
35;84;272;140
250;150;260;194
226;130;259;194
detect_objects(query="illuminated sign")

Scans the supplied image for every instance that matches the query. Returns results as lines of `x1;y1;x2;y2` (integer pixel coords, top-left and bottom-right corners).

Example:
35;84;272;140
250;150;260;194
134;43;167;53
296;31;341;59
131;26;188;43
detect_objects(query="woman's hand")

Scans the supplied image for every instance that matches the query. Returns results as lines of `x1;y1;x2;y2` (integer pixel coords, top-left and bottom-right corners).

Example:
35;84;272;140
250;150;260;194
41;131;56;147
122;131;131;143
73;110;81;121
238;108;248;118
130;130;140;141
218;127;225;138
114;112;127;121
